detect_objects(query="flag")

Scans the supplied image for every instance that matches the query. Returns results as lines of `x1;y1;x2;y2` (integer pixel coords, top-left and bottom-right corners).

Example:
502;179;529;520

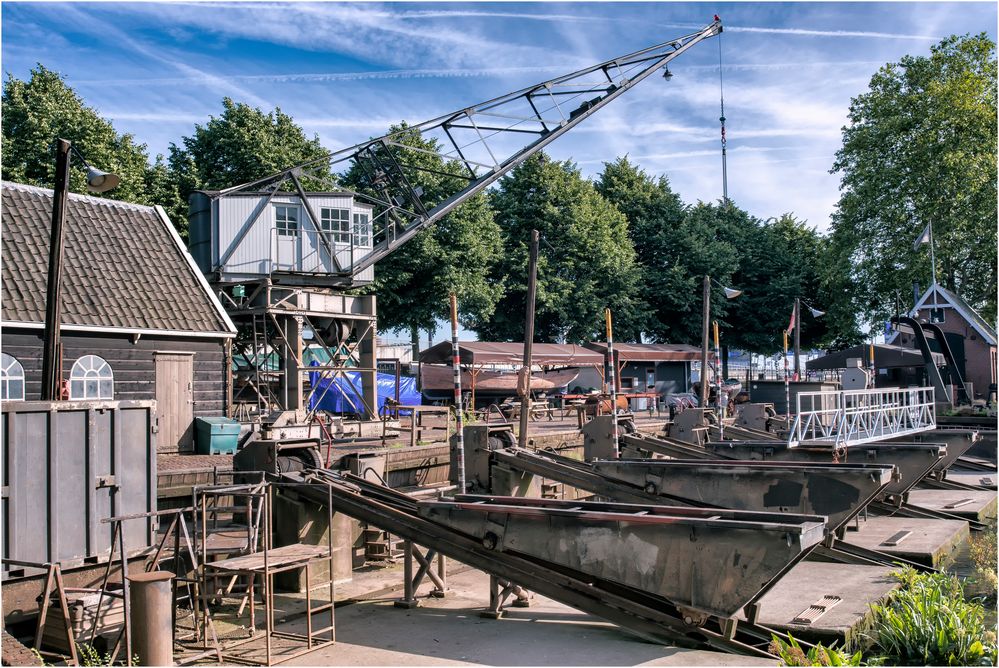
912;223;932;251
786;305;796;334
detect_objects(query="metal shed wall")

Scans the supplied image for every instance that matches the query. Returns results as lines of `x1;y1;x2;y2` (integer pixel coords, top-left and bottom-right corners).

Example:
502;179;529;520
2;400;157;568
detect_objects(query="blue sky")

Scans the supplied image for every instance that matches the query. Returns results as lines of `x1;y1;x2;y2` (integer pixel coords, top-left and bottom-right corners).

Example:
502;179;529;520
3;2;995;235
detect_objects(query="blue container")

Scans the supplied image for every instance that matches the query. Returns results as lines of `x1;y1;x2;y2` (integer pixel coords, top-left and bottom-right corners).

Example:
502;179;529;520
195;416;241;455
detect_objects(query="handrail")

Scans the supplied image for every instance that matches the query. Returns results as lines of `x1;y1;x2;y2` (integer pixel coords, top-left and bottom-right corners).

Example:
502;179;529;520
788;386;936;447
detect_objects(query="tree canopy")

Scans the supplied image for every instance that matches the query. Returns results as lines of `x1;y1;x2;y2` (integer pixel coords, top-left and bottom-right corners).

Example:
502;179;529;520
480;153;643;344
2;65;152;204
342;124;503;353
829;33;998;326
164;97;335;238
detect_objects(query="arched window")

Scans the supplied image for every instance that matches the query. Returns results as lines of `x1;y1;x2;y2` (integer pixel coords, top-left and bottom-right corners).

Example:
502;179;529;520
69;355;114;400
1;353;25;401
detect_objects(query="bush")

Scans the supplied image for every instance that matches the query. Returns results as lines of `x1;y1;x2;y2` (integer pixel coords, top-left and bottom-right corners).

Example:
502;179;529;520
969;528;998;592
769;633;862;666
865;566;998;666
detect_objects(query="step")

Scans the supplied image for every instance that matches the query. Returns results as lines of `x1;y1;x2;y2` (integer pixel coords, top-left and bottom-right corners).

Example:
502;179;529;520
843;516;970;568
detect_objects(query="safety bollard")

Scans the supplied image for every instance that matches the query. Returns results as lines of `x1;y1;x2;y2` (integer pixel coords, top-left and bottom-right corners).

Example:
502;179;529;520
127;571;174;666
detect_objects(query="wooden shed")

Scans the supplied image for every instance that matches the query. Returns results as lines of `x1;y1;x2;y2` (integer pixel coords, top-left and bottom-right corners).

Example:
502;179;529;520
1;181;237;453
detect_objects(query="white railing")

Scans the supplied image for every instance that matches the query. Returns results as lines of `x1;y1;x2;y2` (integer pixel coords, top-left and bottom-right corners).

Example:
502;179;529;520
788;387;936;448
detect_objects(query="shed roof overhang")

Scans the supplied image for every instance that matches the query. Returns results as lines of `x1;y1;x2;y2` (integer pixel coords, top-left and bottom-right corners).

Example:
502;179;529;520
419;341;604;367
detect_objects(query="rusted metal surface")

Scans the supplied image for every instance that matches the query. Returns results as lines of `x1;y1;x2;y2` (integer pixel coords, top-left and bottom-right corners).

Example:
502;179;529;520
285;469;813;656
703;441;944;503
127;571;174;667
590;459;893;532
419;495;825;619
2;400;157;570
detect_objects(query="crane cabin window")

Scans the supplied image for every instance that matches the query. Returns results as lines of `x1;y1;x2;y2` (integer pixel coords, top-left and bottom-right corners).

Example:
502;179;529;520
320;208;351;244
1;353;25;401
275;205;300;237
353;212;372;247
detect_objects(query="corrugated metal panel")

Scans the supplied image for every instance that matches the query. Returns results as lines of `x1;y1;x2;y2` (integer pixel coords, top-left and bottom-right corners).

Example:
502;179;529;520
216;194;377;278
2;400;156;568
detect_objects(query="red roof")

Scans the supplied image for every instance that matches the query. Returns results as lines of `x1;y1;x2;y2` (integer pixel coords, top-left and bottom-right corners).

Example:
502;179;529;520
419;341;604;366
585;342;702;362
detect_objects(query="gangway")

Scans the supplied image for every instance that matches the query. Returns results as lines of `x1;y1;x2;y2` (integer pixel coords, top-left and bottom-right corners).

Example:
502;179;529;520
281;468;825;657
788;387;936;448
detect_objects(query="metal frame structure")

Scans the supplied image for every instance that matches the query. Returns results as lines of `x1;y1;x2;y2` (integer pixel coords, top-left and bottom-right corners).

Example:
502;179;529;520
201;20;720;418
788;387;936;447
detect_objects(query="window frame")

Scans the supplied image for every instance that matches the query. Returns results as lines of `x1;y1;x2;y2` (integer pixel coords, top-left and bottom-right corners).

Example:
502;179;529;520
353;211;372;247
320;207;351;244
1;353;25;401
274;204;300;237
69;355;114;400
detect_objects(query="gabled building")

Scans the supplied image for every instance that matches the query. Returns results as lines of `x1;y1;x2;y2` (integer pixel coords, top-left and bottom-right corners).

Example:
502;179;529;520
1;181;237;452
890;282;997;400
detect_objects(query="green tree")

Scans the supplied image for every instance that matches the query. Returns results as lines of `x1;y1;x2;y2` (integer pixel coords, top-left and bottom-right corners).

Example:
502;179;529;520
480;153;642;343
165;97;334;238
2;65;151;204
342;124;503;355
829;33;998;326
729;214;831;354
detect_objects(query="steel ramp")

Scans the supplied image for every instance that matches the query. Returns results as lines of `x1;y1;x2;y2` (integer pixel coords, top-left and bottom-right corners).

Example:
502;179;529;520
703;441;945;502
590;459;894;533
282;469;821;657
418;494;826;620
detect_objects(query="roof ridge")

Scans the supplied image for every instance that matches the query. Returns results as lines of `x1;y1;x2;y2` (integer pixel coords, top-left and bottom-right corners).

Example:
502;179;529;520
1;180;154;214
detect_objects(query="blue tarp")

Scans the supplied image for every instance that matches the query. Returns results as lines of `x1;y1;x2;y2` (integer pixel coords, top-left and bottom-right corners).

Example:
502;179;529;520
308;365;421;415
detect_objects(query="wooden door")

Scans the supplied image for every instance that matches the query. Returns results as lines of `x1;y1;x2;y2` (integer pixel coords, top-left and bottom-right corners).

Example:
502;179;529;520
155;353;195;453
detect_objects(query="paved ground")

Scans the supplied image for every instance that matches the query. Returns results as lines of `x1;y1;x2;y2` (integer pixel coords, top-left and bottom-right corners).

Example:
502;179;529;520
278;567;776;667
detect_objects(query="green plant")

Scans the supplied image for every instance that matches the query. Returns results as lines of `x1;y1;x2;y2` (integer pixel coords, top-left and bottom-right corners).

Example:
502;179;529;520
969;528;998;592
865;566;998;666
769;633;863;666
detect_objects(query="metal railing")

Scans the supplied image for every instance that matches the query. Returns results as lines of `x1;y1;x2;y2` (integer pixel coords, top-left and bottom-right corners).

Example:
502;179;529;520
788;386;936;447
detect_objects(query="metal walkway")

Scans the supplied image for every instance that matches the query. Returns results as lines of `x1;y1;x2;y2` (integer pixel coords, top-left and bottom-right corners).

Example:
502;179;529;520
788;387;936;447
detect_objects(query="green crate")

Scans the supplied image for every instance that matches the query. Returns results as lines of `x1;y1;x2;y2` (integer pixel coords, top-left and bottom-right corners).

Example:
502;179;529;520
195;417;241;455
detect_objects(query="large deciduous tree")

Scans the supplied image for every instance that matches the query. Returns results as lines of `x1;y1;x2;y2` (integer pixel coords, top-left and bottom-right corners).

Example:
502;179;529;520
829;33;998;325
165;97;334;238
480;153;642;344
2;65;152;204
342;124;503;355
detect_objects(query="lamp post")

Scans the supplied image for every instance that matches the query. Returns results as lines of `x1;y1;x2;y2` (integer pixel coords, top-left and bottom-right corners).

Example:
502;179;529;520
792;297;825;380
698;276;742;408
40;139;120;401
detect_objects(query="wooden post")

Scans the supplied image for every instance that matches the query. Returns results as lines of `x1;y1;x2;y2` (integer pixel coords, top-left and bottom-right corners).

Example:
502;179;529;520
450;293;466;492
518;230;539;449
606;308;619;458
41;139;71;400
700;276;711;407
793;297;801;380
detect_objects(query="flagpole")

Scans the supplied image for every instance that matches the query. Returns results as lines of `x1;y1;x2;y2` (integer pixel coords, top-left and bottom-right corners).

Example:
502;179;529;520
929;222;939;313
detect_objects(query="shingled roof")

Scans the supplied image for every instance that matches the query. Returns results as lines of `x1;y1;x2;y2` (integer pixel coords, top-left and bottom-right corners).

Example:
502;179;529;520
2;181;235;337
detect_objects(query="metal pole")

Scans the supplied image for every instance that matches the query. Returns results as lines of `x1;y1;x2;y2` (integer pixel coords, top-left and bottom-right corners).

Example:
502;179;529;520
699;276;710;407
449;293;466;492
713;320;723;431
793;297;801;380
606;308;619;458
518;230;539;449
127;571;175;667
41;139;72;401
783;330;791;418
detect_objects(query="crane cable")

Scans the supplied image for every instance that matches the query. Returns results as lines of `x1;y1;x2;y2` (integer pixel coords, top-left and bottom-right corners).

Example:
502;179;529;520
718;26;729;204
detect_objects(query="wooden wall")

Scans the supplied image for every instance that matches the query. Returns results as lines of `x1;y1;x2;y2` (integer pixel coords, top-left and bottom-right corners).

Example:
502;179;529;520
2;329;227;451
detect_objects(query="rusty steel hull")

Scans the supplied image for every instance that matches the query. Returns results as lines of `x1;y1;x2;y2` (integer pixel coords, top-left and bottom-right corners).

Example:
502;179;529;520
886;430;977;473
704;441;944;501
590;459;894;532
419;495;826;619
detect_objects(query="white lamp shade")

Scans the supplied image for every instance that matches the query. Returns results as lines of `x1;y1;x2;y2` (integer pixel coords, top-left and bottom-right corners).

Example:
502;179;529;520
722;287;742;299
86;167;120;193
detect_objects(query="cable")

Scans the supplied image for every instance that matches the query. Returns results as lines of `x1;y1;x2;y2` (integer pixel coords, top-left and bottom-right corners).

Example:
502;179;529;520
718;28;729;203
